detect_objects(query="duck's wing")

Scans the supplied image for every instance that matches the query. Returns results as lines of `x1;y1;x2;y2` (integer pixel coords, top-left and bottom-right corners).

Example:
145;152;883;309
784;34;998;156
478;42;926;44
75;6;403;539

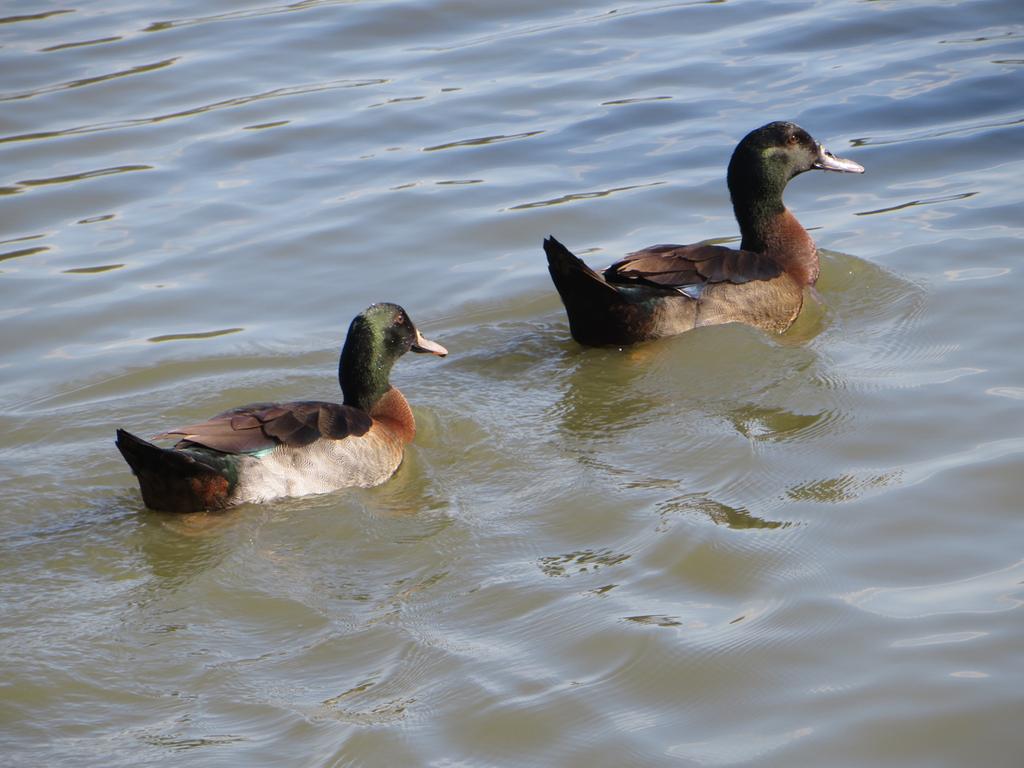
605;244;783;291
156;401;373;454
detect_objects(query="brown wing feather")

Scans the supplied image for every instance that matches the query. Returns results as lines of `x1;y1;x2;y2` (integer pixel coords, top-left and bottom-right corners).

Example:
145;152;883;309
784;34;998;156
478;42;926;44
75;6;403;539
605;244;782;289
155;401;373;454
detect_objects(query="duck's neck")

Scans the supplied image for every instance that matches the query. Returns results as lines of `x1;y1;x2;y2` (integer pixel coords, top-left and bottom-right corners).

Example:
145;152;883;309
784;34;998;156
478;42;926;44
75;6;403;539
736;202;819;286
340;341;394;414
339;345;416;442
730;176;819;286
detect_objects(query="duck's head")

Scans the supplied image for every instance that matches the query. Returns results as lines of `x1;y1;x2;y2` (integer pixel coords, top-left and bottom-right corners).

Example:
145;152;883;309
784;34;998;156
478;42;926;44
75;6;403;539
350;302;448;359
728;121;864;202
340;303;447;410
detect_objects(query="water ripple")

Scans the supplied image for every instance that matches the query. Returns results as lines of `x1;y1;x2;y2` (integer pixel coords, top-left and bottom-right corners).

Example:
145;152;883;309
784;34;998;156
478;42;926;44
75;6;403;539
143;0;362;33
147;328;244;343
668;726;814;766
602;96;673;106
850;114;1024;146
508;181;665;210
0;245;49;263
843;559;1024;619
63;264;125;275
423;130;544;152
13;165;153;190
0;58;180;103
412;0;724;53
0;9;74;25
0;78;388;145
855;191;978;216
39;36;122;53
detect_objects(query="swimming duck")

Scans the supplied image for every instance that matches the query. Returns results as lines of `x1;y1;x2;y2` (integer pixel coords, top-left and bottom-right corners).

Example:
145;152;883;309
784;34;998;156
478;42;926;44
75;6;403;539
116;303;447;512
545;121;864;346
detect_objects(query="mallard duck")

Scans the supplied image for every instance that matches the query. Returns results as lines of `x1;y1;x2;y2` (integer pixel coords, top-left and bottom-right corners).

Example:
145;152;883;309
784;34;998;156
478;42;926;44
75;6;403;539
116;303;447;512
545;121;864;346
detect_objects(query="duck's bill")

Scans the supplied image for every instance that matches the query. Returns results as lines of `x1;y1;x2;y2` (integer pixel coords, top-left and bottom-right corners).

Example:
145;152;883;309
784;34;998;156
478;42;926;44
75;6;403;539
411;329;448;356
814;144;864;173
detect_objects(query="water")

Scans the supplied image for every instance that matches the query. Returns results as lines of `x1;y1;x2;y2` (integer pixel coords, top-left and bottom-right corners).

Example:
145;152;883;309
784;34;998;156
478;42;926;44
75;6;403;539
2;0;1022;765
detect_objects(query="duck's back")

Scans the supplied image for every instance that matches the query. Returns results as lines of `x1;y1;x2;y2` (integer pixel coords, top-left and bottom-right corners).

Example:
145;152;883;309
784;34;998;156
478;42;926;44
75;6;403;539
605;242;804;336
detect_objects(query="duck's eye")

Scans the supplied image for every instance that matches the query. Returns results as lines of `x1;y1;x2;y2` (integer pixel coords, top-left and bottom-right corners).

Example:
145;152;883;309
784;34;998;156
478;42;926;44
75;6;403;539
393;312;406;326
787;134;799;146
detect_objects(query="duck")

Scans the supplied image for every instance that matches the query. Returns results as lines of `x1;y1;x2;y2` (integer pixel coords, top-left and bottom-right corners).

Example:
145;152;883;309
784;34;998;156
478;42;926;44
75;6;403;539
544;121;864;346
115;303;447;512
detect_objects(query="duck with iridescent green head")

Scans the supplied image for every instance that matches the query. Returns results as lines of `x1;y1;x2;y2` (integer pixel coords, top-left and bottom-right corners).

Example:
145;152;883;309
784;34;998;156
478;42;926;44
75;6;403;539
116;303;447;512
545;121;865;346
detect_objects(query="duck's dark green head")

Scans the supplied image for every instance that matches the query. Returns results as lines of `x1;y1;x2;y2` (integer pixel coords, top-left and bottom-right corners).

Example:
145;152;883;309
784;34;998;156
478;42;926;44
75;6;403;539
727;121;864;203
340;303;447;411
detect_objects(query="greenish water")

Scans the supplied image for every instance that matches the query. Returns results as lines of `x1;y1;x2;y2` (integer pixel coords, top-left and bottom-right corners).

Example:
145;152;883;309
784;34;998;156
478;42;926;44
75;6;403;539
1;1;1022;765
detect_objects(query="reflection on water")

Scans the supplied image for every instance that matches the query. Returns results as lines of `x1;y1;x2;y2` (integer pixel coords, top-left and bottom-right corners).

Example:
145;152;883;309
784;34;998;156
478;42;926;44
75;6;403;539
726;404;834;442
131;507;253;592
786;471;896;504
550;348;663;441
538;548;631;578
669;725;815;766
843;559;1024;619
656;493;787;530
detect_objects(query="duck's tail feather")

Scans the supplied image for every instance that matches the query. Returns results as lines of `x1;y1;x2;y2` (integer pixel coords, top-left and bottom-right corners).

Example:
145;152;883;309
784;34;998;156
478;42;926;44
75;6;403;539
544;236;621;301
545;236;636;345
115;428;235;512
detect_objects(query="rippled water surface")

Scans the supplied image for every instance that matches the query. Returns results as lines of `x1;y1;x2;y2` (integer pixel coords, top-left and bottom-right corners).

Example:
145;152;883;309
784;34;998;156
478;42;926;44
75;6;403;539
2;0;1023;765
